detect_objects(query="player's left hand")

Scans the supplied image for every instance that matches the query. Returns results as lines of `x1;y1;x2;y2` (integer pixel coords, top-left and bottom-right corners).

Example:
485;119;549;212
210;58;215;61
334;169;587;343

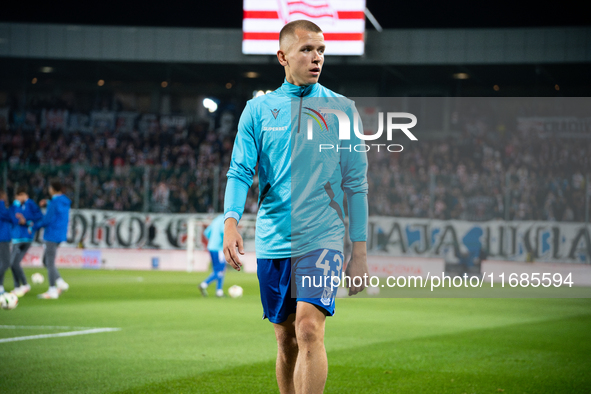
345;241;369;296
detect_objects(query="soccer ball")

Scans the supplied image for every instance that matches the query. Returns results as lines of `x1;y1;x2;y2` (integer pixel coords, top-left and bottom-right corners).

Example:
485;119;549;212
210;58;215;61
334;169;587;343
228;285;243;298
31;272;45;285
366;286;380;296
1;292;19;310
336;287;348;298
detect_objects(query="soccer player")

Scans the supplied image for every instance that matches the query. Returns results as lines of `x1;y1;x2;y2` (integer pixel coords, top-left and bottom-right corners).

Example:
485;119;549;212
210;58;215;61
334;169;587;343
199;214;226;298
31;181;71;299
0;191;24;295
9;186;43;297
223;20;369;394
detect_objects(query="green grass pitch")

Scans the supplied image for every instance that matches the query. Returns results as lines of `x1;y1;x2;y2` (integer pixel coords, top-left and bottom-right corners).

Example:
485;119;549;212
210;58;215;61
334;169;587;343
1;268;590;393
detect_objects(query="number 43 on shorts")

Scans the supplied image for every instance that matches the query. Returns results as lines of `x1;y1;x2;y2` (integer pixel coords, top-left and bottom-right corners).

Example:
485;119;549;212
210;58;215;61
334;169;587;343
315;249;343;278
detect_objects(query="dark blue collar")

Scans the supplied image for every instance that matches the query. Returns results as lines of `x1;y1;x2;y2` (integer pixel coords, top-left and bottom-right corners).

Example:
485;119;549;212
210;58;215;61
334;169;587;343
279;79;320;97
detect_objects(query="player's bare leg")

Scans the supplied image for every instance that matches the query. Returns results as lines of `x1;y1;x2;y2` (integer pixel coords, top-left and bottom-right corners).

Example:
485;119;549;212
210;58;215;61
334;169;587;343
294;302;327;394
273;313;298;394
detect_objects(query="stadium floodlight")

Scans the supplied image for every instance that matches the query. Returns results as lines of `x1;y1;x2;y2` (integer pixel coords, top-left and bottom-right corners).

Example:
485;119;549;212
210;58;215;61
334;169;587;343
453;73;470;80
40;66;54;73
203;98;218;113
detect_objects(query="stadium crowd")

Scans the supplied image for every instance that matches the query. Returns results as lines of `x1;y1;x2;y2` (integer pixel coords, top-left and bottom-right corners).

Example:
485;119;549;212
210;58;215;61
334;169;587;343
1;120;238;214
368;134;589;221
1;98;589;222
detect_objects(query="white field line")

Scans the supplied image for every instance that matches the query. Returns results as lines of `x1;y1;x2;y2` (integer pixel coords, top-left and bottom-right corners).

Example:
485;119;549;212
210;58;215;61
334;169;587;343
0;325;109;330
0;327;121;343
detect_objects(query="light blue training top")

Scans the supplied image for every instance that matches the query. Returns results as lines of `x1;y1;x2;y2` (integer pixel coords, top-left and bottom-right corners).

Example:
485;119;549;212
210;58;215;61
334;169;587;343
224;79;368;259
204;214;224;252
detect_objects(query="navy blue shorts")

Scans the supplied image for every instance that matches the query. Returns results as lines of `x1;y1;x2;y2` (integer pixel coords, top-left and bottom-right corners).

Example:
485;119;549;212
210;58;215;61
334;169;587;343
257;248;344;324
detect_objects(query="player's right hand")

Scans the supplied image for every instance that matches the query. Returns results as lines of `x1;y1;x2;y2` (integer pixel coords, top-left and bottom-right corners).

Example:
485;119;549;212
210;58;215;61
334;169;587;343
223;218;244;271
15;212;26;225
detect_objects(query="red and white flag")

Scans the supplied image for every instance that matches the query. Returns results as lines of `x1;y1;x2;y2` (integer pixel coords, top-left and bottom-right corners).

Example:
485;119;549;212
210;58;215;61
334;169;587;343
243;0;366;55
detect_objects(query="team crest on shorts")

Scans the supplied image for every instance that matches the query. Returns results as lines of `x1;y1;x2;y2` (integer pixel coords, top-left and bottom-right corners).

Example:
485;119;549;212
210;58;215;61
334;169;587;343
321;286;333;306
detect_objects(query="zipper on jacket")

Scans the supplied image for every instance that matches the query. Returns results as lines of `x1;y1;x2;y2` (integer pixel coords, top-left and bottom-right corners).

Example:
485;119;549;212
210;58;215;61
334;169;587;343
296;94;303;134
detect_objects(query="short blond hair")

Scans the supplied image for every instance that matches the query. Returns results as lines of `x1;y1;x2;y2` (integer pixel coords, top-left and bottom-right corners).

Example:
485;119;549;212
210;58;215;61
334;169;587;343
279;20;323;47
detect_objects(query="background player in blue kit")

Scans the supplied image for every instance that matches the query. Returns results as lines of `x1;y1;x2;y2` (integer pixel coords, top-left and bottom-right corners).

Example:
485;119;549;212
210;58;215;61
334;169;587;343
223;20;369;394
9;186;43;297
199;214;226;298
32;181;71;299
0;190;24;295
